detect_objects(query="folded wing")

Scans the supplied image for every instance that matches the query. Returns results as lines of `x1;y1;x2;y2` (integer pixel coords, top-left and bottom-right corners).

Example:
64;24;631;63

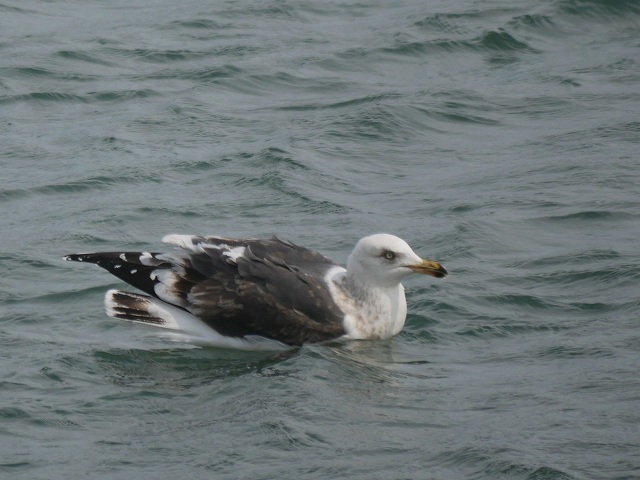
65;235;346;345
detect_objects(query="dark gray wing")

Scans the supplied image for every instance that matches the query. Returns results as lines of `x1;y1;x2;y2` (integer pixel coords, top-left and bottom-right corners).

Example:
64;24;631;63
64;236;346;345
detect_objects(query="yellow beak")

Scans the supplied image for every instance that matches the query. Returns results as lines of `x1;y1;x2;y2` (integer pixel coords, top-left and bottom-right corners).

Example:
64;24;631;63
408;259;448;278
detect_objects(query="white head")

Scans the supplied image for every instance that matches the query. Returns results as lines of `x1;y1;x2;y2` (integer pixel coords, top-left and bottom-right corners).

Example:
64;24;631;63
346;234;447;288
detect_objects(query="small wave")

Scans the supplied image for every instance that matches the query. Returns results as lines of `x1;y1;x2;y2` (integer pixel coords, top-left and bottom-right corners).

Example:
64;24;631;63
32;416;82;429
89;89;158;102
548;264;640;291
0;3;36;14
233;170;350;215
56;49;114;66
436;446;579;480
0;461;32;469
380;39;474;56
596;121;640;143
507;249;622;270
477;30;539;52
558;0;640;16
508;14;557;30
571;57;638;82
537;345;614;359
379;29;538;58
413;13;471;34
0;91;85;105
0;406;31;420
139;65;241;82
479;292;560;310
455;321;569;339
8;66;98;82
0;175;160;203
428;107;501;126
0;89;158;106
255;147;311;171
325;106;407;141
537;210;637;222
168;18;229;30
276;93;402;112
526;466;578;480
324;101;490;143
30;285;114;306
218;71;347;95
223;148;351;215
93;347;285;385
106;47;209;63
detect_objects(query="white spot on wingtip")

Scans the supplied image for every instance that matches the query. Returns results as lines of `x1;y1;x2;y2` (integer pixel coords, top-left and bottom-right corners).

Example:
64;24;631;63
223;246;246;264
131;269;137;274
119;253;127;261
139;251;158;266
162;234;201;252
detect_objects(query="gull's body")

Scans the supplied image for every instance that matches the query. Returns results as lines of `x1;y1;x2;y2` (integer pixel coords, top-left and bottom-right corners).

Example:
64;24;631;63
64;233;447;349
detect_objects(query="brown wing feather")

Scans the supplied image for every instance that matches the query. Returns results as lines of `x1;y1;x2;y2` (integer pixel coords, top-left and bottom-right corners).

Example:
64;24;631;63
189;280;345;344
186;246;346;344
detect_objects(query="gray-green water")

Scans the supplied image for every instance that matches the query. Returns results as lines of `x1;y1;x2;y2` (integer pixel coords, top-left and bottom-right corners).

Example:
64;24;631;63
2;1;639;478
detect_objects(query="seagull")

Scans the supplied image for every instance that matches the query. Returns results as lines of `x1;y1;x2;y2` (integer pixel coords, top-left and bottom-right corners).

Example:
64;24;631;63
64;233;447;349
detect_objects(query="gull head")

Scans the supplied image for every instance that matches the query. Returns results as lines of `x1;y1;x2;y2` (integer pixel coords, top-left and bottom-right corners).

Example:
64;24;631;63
346;234;447;288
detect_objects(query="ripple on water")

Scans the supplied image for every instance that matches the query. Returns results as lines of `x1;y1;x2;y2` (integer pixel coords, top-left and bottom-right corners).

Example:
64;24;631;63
558;0;640;17
0;174;162;204
1;0;638;478
0;89;159;106
56;49;115;66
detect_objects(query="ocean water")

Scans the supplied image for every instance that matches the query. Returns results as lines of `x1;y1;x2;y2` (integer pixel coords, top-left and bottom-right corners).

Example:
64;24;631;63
1;0;639;478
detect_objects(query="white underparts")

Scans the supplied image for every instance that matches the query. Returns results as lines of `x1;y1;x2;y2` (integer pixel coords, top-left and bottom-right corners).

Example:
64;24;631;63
324;266;408;340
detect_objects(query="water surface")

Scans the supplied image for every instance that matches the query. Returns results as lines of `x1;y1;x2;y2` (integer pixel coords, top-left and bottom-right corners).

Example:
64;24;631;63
1;1;639;479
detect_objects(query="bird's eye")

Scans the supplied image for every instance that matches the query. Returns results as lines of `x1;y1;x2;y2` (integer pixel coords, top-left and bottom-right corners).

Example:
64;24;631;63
383;251;395;260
